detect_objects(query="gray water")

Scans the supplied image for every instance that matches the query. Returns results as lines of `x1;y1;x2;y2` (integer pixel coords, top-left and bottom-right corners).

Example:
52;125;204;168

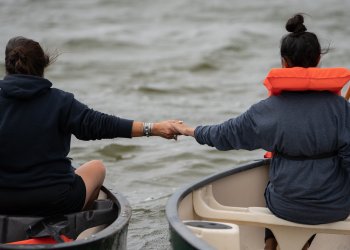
0;0;349;249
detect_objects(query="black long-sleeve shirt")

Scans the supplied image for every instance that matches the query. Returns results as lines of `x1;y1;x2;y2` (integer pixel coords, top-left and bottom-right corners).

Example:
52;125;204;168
195;91;350;224
0;74;133;188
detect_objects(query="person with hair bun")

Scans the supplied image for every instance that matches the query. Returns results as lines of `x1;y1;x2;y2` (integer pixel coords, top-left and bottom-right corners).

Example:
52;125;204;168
0;36;182;216
281;14;324;68
173;14;350;250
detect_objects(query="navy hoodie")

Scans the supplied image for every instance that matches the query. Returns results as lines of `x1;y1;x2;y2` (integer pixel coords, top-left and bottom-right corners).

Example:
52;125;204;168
195;91;350;224
0;74;133;189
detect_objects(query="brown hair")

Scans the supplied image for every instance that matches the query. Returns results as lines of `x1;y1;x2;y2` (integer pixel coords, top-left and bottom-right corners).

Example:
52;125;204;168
5;36;54;77
280;14;326;68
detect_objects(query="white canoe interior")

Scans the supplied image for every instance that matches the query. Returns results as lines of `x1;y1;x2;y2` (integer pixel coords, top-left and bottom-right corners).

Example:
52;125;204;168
178;164;350;250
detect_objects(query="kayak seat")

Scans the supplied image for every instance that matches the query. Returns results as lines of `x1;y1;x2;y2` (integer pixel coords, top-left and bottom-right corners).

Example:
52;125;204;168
0;199;118;244
193;185;350;250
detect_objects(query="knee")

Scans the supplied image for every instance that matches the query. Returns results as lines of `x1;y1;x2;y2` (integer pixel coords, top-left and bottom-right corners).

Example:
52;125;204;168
90;160;106;178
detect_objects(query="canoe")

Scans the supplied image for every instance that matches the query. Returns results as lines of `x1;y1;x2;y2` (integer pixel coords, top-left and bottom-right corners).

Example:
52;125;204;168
0;186;131;250
166;159;350;250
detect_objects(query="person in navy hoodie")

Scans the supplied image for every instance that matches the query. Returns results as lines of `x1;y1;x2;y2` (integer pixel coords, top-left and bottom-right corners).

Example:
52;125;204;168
173;14;350;250
0;36;181;216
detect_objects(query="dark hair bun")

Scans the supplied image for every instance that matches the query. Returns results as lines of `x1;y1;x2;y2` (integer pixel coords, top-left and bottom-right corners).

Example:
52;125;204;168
286;14;307;33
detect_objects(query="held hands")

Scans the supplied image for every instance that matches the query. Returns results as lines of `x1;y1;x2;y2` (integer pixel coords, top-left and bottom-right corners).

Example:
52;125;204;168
152;120;195;139
132;120;195;140
171;122;195;137
152;120;184;140
148;120;195;140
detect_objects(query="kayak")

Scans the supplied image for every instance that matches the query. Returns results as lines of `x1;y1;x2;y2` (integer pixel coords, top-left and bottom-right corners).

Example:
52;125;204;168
0;186;131;250
166;159;350;250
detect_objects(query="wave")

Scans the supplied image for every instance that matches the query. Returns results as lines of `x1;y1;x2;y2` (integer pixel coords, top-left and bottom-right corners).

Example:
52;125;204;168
97;143;141;160
63;37;143;49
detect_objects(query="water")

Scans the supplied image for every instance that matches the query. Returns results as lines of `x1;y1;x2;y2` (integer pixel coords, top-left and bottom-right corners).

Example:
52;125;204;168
0;0;349;249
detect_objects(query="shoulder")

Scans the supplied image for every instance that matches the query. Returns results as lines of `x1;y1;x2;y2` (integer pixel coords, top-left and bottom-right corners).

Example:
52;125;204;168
47;88;75;103
49;88;74;98
247;98;276;115
43;88;79;111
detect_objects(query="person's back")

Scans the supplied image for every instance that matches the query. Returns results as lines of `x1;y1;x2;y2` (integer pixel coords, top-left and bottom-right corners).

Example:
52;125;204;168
0;74;76;189
251;91;350;224
0;37;121;216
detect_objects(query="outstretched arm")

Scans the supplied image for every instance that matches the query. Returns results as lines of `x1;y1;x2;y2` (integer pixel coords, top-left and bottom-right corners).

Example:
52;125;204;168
65;96;183;140
173;105;268;151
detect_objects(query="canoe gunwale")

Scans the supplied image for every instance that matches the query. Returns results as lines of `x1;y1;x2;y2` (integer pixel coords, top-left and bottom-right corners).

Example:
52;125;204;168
166;159;270;250
0;186;132;250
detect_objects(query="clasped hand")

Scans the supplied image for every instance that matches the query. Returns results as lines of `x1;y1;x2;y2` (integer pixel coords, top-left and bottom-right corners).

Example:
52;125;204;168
155;120;195;140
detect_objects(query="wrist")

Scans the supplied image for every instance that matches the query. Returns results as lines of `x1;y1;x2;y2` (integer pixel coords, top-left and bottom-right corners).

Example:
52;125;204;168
187;127;195;137
150;122;159;136
143;122;153;137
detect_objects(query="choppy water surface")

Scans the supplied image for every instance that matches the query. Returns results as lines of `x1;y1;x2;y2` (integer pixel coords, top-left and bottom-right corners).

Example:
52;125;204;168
0;0;349;249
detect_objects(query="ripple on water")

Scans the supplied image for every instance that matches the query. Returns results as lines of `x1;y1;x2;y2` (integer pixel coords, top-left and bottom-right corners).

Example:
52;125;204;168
97;143;141;161
189;61;219;73
128;205;169;250
135;83;214;95
63;37;144;50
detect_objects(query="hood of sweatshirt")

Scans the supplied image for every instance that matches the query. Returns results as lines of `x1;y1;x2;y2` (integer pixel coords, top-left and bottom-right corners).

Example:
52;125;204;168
0;74;52;99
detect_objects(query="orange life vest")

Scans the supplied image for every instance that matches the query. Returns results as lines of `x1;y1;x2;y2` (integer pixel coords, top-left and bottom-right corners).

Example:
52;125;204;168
264;67;350;96
263;67;350;159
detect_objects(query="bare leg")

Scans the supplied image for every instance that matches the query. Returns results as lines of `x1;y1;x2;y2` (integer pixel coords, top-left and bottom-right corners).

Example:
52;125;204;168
264;238;311;250
75;160;106;210
302;242;310;250
264;238;277;250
